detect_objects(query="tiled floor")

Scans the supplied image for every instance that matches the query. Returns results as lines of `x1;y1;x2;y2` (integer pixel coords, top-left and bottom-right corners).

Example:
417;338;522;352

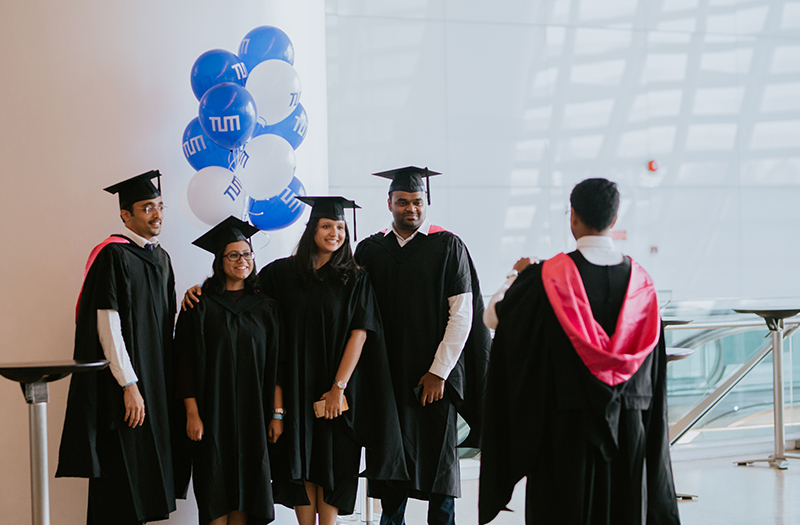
329;455;800;525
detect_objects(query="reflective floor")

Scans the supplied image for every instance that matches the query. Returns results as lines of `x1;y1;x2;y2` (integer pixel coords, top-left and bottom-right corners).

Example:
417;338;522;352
332;455;800;525
671;454;800;525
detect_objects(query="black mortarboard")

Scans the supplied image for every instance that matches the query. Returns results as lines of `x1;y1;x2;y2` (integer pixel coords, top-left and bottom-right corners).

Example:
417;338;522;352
192;216;260;255
296;196;361;239
103;170;162;209
372;166;441;205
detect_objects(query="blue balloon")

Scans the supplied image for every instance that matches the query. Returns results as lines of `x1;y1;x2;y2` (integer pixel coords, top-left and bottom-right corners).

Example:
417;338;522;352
182;117;237;171
190;49;248;101
248;176;306;231
253;103;308;150
199;83;257;150
238;26;294;73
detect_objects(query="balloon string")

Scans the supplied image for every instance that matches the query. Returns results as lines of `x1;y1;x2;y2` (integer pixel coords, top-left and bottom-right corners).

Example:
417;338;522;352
255;231;271;250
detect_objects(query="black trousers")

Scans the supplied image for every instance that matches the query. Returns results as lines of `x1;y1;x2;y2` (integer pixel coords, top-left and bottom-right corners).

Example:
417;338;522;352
379;489;455;525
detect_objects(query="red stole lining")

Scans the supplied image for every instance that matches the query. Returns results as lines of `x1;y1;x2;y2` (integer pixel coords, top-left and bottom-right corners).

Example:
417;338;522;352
541;253;660;386
75;236;130;322
379;224;449;235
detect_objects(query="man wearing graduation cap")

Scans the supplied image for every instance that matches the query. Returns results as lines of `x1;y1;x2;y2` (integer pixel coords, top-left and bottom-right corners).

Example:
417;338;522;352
354;167;491;525
57;170;179;524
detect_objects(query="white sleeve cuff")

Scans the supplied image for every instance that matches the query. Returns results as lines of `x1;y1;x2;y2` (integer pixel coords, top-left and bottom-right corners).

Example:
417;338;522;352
483;273;518;330
429;293;473;379
97;309;139;387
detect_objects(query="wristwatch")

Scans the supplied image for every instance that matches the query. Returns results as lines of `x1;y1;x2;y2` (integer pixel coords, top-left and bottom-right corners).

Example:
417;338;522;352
506;269;519;279
333;379;347;389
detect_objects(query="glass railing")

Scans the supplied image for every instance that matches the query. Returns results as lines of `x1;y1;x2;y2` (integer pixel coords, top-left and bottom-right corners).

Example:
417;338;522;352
664;299;800;452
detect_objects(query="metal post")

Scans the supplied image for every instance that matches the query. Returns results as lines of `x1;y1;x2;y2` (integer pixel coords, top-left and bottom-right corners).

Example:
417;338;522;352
772;320;788;468
735;316;800;469
29;402;50;525
24;381;50;525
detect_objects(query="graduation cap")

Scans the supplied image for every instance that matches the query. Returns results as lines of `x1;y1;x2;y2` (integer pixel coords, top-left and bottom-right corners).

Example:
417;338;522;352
103;170;162;209
296;196;361;240
372;166;441;205
192;216;261;255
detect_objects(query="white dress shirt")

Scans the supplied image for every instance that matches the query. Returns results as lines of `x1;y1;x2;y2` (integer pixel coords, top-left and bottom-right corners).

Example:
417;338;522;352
385;219;473;379
482;235;623;330
96;227;160;387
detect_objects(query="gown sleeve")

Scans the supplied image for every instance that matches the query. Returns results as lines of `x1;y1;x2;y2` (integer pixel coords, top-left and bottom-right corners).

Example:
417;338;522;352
478;264;547;524
644;328;681;524
173;303;202;400
57;245;129;479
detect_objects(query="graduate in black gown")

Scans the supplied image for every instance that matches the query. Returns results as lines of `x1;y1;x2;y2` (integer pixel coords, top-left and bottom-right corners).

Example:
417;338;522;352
479;178;680;525
258;197;407;525
56;171;178;524
353;167;491;525
173;216;282;525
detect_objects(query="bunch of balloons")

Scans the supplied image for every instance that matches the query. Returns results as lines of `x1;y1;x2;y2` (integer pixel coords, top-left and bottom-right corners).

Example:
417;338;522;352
181;26;308;231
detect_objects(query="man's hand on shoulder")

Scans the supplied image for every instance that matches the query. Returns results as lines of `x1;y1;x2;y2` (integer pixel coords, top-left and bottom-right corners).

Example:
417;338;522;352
513;257;540;274
181;285;202;311
418;372;445;407
123;383;145;428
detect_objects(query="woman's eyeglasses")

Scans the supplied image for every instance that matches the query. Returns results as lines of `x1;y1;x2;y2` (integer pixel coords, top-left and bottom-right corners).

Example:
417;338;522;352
224;252;254;262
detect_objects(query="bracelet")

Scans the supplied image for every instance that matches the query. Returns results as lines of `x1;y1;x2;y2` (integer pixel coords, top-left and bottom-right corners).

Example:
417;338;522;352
273;407;285;415
272;413;284;420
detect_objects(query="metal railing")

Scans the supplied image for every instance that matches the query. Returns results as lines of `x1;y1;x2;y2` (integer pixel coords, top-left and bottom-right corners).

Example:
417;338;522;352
666;317;800;447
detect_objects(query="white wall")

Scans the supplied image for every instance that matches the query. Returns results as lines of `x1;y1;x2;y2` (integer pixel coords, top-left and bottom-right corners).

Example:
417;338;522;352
325;0;800;302
0;1;326;523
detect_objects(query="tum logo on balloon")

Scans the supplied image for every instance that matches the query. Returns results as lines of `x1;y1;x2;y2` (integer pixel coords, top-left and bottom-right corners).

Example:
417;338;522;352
231;63;248;80
293;112;307;136
209;115;241;132
224;176;243;202
281;187;302;212
182;135;207;157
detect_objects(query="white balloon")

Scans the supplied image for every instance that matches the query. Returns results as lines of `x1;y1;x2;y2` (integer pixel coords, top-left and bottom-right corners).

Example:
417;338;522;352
187;166;248;226
245;59;302;125
237;134;296;200
178;178;208;230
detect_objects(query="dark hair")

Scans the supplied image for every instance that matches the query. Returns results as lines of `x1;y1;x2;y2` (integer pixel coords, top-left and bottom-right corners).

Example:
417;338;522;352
201;240;259;296
293;217;359;284
570;178;619;232
119;204;133;224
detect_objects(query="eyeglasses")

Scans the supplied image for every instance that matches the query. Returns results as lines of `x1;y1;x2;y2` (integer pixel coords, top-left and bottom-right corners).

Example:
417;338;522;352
224;251;254;262
139;204;167;215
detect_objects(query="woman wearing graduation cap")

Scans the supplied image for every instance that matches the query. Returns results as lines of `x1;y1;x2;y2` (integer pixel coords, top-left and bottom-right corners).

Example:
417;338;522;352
173;216;282;525
257;196;407;525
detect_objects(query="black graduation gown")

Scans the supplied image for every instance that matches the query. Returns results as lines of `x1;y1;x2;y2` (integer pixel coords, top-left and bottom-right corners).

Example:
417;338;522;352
56;239;178;524
478;253;680;525
354;228;491;499
258;257;407;514
172;290;280;525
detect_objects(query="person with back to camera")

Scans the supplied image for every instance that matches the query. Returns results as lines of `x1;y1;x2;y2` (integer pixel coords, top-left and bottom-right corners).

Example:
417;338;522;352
172;216;282;525
182;197;407;525
479;178;681;525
